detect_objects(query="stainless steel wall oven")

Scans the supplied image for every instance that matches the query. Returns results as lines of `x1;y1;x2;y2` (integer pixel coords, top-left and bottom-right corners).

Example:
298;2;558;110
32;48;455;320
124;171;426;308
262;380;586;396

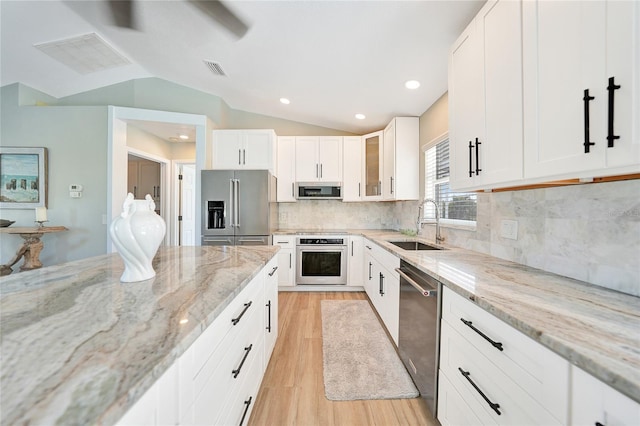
296;237;348;285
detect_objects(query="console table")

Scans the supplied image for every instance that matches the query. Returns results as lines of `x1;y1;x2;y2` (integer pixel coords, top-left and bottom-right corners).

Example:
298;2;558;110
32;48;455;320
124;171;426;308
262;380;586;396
0;226;68;275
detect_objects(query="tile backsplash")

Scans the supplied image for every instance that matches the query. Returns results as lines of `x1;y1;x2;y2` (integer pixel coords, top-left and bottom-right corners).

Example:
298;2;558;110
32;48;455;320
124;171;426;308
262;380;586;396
278;179;640;297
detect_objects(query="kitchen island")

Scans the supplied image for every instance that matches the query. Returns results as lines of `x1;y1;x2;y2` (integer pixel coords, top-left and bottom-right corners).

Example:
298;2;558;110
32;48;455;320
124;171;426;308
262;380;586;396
0;245;279;425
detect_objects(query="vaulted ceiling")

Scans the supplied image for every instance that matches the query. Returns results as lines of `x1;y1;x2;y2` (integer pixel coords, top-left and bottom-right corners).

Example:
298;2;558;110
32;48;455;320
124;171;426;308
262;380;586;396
1;0;484;134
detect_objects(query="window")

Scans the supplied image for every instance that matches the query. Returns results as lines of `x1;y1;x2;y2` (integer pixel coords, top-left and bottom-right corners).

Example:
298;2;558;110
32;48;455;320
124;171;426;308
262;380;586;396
423;135;476;225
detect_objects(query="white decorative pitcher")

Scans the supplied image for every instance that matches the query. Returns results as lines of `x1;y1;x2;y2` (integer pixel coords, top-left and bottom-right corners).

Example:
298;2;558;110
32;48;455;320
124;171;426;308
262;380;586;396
110;193;166;282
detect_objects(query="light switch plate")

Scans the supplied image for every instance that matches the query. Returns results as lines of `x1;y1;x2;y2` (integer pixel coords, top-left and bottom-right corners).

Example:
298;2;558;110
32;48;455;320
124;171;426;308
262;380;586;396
500;219;518;240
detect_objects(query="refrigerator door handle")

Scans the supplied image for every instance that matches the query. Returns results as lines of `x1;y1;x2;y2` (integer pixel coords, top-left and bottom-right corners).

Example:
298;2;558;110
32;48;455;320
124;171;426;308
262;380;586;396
234;179;240;228
229;179;235;227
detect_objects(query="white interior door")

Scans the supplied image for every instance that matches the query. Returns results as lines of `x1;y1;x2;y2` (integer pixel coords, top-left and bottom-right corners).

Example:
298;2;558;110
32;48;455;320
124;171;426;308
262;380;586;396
179;164;196;246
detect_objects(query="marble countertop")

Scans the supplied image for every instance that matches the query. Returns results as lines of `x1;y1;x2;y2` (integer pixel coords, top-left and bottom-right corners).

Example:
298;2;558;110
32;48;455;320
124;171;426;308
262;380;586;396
0;245;279;425
277;228;640;404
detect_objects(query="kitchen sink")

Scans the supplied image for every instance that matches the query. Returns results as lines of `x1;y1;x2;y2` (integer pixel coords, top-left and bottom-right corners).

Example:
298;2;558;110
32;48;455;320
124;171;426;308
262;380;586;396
388;241;443;251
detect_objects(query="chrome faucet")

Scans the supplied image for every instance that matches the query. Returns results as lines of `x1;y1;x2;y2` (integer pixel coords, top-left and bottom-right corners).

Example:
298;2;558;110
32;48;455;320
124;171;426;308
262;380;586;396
417;198;444;244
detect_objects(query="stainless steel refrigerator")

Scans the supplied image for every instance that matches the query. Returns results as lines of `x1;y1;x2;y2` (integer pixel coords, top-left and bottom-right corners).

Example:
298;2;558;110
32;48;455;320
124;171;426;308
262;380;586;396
201;170;277;246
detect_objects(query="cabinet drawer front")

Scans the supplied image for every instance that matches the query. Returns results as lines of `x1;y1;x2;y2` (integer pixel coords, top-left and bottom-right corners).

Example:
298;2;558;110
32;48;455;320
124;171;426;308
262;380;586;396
442;288;568;421
273;235;295;248
217;349;264;426
437;370;483;426
192;301;265;425
364;239;400;277
179;277;263;410
440;320;562;425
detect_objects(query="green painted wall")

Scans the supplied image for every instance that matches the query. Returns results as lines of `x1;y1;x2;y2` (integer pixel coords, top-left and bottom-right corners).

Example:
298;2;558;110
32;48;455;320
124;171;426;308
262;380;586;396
1;83;109;267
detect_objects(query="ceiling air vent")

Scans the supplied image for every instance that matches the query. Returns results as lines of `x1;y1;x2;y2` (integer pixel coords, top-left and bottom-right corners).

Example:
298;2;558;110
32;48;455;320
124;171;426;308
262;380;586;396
203;60;226;76
34;33;130;74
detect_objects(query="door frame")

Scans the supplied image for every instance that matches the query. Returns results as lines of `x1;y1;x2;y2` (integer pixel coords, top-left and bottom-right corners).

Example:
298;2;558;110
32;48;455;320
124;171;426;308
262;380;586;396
107;106;207;252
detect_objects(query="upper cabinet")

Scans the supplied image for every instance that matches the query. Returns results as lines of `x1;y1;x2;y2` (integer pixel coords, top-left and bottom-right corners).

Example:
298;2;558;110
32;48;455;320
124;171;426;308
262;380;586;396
211;130;276;173
342;136;363;202
276;136;296;202
449;0;524;191
522;0;640;180
362;131;384;200
383;117;419;200
295;136;343;182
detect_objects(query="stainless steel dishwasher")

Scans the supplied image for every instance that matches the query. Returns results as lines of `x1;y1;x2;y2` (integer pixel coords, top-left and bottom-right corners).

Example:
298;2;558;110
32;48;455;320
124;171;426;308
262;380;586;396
396;260;442;417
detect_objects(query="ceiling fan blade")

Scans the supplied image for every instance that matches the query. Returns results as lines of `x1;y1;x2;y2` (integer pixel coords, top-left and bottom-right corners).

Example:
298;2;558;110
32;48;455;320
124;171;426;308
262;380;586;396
189;0;250;39
108;0;138;30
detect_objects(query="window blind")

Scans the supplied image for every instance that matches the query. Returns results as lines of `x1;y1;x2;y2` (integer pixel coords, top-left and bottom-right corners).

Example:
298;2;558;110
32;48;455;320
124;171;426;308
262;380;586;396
424;139;477;223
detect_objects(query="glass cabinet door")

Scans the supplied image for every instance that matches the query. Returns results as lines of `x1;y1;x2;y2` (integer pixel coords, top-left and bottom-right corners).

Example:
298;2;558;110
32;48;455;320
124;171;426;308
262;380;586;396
363;131;383;197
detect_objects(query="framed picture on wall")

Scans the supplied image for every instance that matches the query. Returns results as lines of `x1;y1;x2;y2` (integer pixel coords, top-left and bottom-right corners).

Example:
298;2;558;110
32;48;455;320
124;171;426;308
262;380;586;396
0;147;48;209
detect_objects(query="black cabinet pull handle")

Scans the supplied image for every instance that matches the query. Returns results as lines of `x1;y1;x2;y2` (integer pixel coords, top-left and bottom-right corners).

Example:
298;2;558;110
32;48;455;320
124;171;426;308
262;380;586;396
607;76;621;148
266;300;272;332
368;262;373;280
468;140;474;177
289;253;292;269
351;241;354;256
583;89;596;153
475;138;482;175
458;367;501;415
379;272;385;296
238;149;242;165
390;176;394;194
239;396;253;426
291;182;294;197
460;318;503;351
232;344;253;378
358;182;361;197
232;301;252;325
268;266;278;277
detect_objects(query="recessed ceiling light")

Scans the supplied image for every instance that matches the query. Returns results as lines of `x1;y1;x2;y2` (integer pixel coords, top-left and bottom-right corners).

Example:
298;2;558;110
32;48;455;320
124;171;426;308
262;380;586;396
355;114;366;120
280;98;290;105
405;80;421;89
179;134;189;140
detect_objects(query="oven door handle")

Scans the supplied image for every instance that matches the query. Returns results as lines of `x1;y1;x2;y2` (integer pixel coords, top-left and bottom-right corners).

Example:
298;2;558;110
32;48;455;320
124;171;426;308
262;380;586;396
396;268;437;297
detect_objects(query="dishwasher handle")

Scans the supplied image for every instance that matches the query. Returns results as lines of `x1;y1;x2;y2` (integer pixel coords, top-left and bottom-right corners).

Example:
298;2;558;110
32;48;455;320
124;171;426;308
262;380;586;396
396;267;437;297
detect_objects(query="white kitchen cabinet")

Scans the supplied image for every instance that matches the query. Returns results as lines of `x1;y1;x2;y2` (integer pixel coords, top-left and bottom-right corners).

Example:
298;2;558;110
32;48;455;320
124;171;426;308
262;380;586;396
362;131;384;200
347;235;363;287
523;0;640;180
276;136;296;202
212;130;276;173
342;136;363;201
571;366;640;426
273;235;295;287
438;287;569;425
119;259;277;426
263;257;279;371
295;136;342;182
382;117;419;200
449;0;524;191
362;239;400;345
116;363;179;426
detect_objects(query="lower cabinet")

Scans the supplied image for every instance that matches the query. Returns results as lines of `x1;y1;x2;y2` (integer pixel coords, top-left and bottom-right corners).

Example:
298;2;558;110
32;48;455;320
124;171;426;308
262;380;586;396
117;259;278;426
362;239;400;345
273;235;295;287
571;365;640;426
438;286;569;425
347;236;363;287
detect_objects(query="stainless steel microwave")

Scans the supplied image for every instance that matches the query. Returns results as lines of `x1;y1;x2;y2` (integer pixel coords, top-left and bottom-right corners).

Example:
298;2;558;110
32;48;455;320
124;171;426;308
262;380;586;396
296;183;342;200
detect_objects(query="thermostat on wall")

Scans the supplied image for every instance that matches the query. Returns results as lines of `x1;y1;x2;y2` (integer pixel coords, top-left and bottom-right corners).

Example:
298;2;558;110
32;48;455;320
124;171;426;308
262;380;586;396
69;184;83;198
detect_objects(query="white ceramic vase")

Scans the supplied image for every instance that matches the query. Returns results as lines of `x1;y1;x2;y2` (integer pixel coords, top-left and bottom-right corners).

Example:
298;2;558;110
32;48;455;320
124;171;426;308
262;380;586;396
110;193;166;282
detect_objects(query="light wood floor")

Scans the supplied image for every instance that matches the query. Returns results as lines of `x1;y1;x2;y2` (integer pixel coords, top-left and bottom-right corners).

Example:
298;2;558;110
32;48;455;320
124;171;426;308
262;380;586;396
249;291;438;426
